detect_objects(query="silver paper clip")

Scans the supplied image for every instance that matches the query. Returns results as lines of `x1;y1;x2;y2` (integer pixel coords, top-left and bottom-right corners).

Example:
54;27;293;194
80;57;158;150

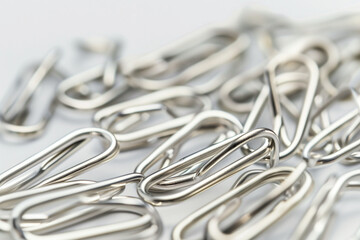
0;127;119;195
9;173;162;240
172;162;312;240
93;86;211;150
239;52;319;161
0;50;62;139
137;125;279;206
303;72;360;166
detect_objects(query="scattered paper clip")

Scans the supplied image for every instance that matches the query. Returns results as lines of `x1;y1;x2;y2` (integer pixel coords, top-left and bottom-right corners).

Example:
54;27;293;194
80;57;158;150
0;127;119;195
9;173;162;240
93;86;211;150
172;162;312;240
137;125;279;206
0;50;62;139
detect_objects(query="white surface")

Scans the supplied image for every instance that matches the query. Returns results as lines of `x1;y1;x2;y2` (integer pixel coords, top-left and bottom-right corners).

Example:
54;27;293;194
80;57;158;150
1;1;360;239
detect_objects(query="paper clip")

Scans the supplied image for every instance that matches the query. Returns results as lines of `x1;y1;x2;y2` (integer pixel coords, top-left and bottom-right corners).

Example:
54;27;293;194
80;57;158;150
9;173;163;240
292;169;360;240
124;27;250;94
0;50;62;139
172;162;312;240
57;38;127;110
238;52;319;161
0;127;119;195
93;86;211;150
303;72;360;167
137;125;279;206
264;53;319;160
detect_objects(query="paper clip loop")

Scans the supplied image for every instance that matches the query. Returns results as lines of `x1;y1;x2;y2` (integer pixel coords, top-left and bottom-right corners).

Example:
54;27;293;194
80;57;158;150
137;117;279;206
303;72;360;167
0;127;119;195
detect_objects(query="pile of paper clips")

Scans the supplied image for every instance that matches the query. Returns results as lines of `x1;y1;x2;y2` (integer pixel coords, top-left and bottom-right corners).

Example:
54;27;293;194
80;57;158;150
1;9;360;240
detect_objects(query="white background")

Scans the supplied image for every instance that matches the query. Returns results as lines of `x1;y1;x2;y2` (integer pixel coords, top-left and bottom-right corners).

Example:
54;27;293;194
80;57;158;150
1;1;360;239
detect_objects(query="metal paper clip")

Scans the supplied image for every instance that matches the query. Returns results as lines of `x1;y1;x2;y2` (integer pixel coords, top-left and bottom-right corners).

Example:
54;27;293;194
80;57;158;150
265;53;319;160
172;162;312;240
9;173;163;240
240;53;319;161
57;38;127;110
0;50;61;139
303;93;359;166
303;72;360;166
0;127;119;195
292;169;360;240
137;125;279;206
93;86;211;150
123;27;250;94
220;38;331;156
